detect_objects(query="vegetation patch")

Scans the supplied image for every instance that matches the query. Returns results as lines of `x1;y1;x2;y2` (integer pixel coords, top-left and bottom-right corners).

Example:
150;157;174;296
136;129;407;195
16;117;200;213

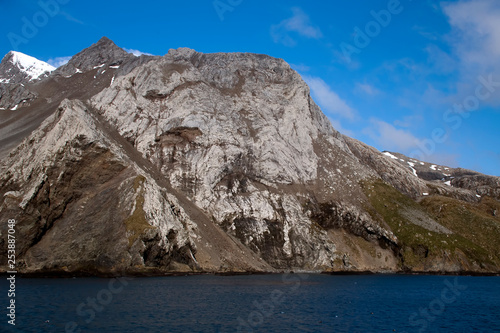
125;175;153;246
420;195;500;265
362;180;497;270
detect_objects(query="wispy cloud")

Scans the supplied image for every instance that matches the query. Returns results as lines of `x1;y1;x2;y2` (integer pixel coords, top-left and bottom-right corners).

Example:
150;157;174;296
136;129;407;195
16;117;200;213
412;25;439;41
47;56;71;68
124;48;154;57
355;83;380;96
329;118;354;137
59;11;84;25
363;118;422;152
425;44;457;74
271;7;322;47
289;63;310;72
441;0;500;104
302;75;356;120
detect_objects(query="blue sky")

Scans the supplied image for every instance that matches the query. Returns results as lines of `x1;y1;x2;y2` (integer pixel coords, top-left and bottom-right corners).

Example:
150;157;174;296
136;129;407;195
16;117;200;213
1;0;499;176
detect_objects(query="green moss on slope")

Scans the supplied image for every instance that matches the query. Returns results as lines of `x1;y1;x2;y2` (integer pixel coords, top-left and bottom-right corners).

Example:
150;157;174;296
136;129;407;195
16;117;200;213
362;180;498;271
420;195;500;264
125;175;153;246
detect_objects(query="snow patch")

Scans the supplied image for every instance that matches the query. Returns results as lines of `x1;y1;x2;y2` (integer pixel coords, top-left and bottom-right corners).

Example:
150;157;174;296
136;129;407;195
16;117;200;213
110;65;120;69
423;193;429;196
430;165;437;171
407;161;417;177
444;180;451;186
93;64;105;69
10;104;18;111
383;152;398;160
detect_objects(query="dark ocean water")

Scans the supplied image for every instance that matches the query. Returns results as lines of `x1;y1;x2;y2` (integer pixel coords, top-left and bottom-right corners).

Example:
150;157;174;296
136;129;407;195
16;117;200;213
0;274;499;333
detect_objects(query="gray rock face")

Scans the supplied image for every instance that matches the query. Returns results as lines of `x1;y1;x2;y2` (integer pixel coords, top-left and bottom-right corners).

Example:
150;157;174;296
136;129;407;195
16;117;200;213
0;84;37;110
90;49;404;269
0;38;499;275
54;37;134;77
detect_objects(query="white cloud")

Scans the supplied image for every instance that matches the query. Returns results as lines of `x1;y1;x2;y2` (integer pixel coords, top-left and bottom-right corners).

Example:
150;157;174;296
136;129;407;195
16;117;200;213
441;0;500;104
302;75;356;120
329;118;354;137
443;0;500;61
124;48;154;57
355;83;380;96
271;7;322;46
425;44;456;74
46;56;71;68
363;119;422;152
289;63;310;72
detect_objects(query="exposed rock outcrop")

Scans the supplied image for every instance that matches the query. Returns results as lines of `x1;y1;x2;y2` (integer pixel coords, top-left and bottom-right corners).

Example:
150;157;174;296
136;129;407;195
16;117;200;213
0;38;499;275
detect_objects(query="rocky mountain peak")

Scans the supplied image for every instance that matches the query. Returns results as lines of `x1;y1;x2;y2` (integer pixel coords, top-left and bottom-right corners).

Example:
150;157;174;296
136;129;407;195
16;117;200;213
0;51;55;111
53;36;133;77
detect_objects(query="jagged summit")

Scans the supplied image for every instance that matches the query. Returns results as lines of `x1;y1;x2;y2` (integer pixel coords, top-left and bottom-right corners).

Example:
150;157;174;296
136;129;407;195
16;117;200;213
53;36;133;77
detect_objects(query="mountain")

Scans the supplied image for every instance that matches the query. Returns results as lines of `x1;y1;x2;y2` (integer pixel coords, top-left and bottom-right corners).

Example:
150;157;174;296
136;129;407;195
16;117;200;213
0;38;499;276
0;51;56;112
0;51;55;84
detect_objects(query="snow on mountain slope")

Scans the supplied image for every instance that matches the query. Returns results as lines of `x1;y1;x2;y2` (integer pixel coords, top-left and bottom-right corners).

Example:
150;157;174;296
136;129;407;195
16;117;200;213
6;51;55;82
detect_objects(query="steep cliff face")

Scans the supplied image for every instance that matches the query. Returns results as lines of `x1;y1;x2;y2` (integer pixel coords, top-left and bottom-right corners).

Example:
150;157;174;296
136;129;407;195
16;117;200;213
90;47;403;270
0;38;499;275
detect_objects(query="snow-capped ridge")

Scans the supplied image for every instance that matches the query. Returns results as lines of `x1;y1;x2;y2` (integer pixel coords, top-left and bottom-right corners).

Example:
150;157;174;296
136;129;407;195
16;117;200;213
5;51;55;81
